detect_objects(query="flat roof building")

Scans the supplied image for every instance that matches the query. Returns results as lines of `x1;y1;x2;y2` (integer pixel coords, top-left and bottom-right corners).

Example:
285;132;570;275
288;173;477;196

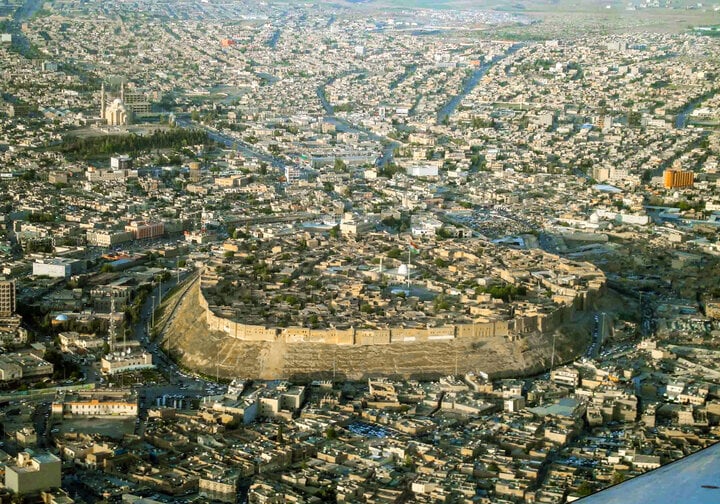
101;351;154;375
5;451;61;495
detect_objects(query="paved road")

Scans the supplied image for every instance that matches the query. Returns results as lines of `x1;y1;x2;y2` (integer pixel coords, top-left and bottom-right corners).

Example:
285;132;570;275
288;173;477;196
175;117;287;169
14;0;43;21
131;270;226;418
436;43;524;125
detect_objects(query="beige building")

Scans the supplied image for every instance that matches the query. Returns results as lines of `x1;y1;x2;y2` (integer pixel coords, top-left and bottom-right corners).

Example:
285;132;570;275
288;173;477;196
52;390;138;418
104;98;132;126
100;84;132;126
0;352;53;383
15;427;37;447
86;230;134;248
199;468;240;503
58;331;104;352
0;280;16;317
90;285;132;312
258;384;306;420
5;452;62;495
706;299;720;320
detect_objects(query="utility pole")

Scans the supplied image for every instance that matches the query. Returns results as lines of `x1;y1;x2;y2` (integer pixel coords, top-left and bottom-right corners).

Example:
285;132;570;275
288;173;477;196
407;245;411;289
639;291;644;337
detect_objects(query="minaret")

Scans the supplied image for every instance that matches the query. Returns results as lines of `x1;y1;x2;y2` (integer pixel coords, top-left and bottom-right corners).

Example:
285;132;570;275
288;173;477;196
120;82;125;102
100;83;105;120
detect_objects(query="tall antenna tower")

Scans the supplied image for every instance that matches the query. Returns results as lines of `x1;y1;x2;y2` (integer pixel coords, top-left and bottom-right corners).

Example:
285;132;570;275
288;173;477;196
108;296;117;354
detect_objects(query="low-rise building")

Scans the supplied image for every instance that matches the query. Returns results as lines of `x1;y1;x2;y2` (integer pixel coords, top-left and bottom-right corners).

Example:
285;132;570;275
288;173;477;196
52;390;138;418
125;221;164;240
33;258;86;279
4;451;62;495
86;229;134;247
0;352;54;383
101;351;154;375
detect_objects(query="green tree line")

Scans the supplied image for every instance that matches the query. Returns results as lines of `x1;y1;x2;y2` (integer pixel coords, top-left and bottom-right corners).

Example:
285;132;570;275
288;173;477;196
57;129;211;158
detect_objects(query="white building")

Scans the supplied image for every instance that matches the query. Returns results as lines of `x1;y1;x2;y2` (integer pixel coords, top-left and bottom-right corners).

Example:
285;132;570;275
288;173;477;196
32;259;72;278
406;165;439;178
111;155;133;171
101;351;154;375
550;367;580;388
284;165;301;184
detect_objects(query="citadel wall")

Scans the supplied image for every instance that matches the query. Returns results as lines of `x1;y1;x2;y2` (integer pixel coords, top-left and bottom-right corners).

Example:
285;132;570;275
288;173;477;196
197;271;605;346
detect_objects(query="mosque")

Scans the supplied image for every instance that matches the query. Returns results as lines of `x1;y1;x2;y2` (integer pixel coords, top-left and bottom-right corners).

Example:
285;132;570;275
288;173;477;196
99;83;132;126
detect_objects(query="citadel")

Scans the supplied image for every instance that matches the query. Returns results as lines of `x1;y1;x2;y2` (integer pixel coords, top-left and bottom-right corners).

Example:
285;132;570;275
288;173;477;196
164;232;607;380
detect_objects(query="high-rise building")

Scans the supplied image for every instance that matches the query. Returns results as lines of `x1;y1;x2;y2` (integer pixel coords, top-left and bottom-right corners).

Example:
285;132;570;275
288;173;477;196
189;161;202;182
0;280;16;317
122;91;152;115
111;155;133;171
284;165;301;184
663;168;694;189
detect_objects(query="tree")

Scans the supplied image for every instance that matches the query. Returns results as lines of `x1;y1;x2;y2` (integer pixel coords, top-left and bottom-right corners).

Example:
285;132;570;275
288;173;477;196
386;247;402;259
611;471;627;485
576;481;593;496
628;111;642;127
334;158;347;172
